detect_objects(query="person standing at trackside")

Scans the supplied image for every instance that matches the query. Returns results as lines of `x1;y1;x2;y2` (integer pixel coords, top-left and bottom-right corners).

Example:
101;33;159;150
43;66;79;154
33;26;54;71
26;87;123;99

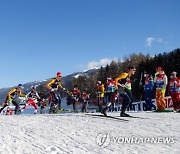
143;73;154;111
102;66;136;117
46;72;65;111
8;84;26;115
96;81;105;112
169;72;180;112
154;66;168;111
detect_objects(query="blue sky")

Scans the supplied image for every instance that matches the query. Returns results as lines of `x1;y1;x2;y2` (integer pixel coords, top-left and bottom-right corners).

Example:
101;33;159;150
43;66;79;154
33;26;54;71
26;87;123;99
0;0;179;88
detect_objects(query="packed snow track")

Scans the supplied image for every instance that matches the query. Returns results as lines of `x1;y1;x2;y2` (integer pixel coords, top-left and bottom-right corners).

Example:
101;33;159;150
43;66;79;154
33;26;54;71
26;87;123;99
0;112;179;154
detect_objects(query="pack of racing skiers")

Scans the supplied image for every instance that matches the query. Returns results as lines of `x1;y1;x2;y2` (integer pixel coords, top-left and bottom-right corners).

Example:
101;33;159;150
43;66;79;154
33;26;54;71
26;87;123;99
98;66;136;117
95;66;136;116
0;84;26;115
96;66;179;116
46;72;89;113
0;67;179;115
0;72;90;115
0;84;42;115
68;86;90;113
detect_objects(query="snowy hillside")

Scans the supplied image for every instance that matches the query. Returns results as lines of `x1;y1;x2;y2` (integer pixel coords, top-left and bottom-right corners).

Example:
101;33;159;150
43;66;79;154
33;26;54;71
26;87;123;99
0;112;179;154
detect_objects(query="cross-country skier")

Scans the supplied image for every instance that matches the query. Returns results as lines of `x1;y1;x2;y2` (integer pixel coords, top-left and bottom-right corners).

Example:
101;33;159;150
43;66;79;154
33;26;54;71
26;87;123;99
105;77;116;112
21;86;41;114
96;81;105;112
102;66;136;117
0;96;9;113
6;107;13;115
81;91;90;112
7;84;26;115
72;85;81;113
46;72;65;111
154;66;168;111
40;98;47;114
169;71;180;112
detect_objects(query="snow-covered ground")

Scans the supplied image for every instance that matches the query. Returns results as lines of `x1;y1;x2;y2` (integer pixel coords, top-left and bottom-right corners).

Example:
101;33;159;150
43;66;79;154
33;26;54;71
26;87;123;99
0;112;179;154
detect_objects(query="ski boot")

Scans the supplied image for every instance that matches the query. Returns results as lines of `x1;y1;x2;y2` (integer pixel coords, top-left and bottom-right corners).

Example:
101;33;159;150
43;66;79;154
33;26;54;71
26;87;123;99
101;107;108;116
34;109;37;114
120;112;130;117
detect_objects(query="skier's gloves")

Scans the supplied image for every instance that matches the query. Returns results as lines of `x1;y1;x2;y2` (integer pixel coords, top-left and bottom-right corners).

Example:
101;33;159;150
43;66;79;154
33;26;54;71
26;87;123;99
139;81;142;86
38;98;42;102
117;83;125;88
120;84;125;88
8;98;13;103
155;72;159;77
